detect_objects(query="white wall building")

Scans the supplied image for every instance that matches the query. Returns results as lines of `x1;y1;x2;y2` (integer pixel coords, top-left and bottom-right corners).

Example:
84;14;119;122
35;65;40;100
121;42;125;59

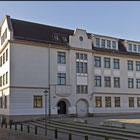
1;15;140;122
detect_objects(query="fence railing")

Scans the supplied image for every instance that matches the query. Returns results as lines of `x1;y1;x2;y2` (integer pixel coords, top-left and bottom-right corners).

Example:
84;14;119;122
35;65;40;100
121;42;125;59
0;123;127;140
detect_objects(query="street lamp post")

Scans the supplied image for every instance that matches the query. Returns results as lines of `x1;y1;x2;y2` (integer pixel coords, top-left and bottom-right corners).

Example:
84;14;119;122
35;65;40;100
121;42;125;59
44;89;49;136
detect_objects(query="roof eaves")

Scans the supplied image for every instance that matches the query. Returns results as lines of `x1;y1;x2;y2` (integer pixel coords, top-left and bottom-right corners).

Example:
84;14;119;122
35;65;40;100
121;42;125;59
93;47;140;57
13;36;69;46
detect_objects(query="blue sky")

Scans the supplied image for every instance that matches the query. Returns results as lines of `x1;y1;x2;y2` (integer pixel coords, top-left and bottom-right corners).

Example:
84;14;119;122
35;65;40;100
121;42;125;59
0;1;140;41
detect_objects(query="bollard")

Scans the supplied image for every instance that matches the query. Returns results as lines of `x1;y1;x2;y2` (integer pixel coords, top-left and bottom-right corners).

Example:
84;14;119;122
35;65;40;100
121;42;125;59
5;123;7;128
10;124;12;129
15;124;17;130
105;137;109;140
35;125;37;135
85;136;88;140
21;124;23;131
69;133;72;140
55;129;58;139
27;125;30;133
1;123;3;128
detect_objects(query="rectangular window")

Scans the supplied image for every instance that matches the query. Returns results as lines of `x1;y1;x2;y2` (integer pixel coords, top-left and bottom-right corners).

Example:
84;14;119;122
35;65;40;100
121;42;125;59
95;96;102;107
95;76;101;87
104;77;111;87
77;85;80;93
137;97;140;107
33;96;42;108
133;44;137;52
114;77;120;88
129;97;134;107
77;85;88;94
0;56;2;67
136;61;140;71
0;97;3;108
1;36;3;45
3;53;5;64
84;54;87;60
80;54;83;59
4;96;7;109
76;53;79;59
83;63;87;73
114;97;120;107
107;40;111;49
62;36;67;42
6;72;8;84
128;78;133;88
112;41;116;50
57;52;66;64
113;59;119;69
105;97;111;107
6;49;8;61
128;60;133;70
136;79;140;89
128;44;132;52
96;38;100;47
76;62;79;73
76;53;87;74
77;62;87;73
104;57;110;68
138;45;140;53
3;74;5;86
101;39;105;48
54;34;59;41
80;62;83;73
4;29;7;41
57;73;66;85
1;29;7;46
76;53;87;61
94;56;101;67
0;76;2;87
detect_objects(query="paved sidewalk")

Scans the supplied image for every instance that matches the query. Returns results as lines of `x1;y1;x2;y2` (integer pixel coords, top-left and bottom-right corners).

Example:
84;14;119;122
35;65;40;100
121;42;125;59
0;127;57;140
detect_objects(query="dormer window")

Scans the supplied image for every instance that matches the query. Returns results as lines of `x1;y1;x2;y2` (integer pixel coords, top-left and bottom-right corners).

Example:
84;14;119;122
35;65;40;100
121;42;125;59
107;40;111;49
96;38;100;47
112;41;116;50
101;39;105;48
62;36;67;42
54;34;59;41
133;44;137;52
138;45;140;53
128;44;132;52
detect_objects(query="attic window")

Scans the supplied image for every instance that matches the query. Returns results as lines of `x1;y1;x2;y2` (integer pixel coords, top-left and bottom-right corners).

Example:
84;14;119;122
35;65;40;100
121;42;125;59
62;36;67;42
54;34;59;41
79;36;83;41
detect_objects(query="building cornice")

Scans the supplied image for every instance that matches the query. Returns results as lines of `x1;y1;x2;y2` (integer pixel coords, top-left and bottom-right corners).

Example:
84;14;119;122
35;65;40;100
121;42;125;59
10;39;94;53
8;38;140;59
10;39;70;50
94;48;140;59
0;86;50;91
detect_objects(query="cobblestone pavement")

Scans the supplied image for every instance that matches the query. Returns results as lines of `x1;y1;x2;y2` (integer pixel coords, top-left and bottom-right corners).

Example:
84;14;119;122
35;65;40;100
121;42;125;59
0;127;57;140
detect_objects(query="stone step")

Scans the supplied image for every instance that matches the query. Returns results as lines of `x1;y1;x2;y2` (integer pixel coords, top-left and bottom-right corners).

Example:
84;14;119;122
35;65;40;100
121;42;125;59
23;119;140;140
48;120;140;140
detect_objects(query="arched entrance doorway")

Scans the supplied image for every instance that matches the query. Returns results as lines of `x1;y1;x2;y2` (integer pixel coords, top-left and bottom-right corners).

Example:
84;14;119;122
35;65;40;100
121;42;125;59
76;99;88;117
57;101;67;114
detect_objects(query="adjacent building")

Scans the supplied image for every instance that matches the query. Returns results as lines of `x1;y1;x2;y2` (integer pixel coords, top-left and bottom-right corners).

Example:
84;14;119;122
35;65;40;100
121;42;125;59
0;15;140;122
